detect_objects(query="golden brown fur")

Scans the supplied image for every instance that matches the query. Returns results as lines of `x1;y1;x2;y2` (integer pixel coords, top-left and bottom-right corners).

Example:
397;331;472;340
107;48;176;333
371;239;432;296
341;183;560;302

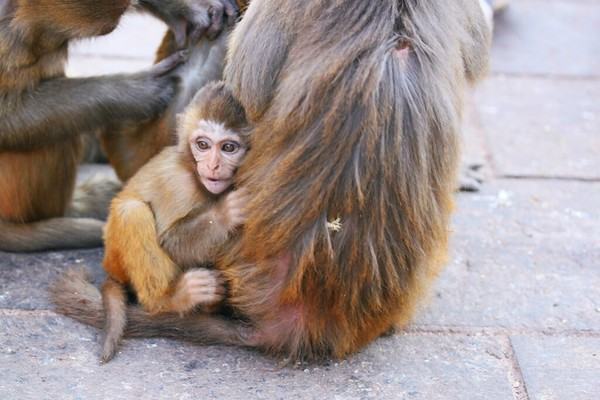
52;0;491;361
99;81;248;362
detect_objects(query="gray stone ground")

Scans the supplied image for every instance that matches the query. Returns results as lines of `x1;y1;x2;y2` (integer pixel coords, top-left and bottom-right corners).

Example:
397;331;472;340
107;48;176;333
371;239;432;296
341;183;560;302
1;2;599;399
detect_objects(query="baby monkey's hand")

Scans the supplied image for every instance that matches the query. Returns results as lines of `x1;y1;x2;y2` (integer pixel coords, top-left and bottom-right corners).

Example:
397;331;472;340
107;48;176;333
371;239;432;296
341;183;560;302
169;268;225;315
221;188;249;230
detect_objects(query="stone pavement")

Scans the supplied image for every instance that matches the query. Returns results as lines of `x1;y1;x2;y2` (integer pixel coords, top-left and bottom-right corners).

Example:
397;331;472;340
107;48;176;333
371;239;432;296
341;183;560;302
1;2;599;399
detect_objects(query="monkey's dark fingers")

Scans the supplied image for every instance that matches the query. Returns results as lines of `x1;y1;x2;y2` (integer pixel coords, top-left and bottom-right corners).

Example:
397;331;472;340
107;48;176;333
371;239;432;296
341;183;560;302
188;23;209;46
222;0;239;27
206;3;225;40
170;18;188;49
150;50;189;77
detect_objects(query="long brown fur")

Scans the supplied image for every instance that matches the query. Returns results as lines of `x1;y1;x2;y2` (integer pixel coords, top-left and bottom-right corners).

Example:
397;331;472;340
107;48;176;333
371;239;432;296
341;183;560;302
51;0;490;361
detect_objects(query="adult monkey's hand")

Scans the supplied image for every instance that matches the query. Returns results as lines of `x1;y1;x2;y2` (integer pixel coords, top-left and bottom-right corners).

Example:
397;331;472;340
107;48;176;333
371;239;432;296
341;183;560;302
136;0;239;47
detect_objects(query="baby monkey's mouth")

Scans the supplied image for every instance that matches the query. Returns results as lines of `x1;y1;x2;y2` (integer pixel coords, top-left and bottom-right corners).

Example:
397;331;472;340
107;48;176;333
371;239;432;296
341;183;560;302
206;175;232;182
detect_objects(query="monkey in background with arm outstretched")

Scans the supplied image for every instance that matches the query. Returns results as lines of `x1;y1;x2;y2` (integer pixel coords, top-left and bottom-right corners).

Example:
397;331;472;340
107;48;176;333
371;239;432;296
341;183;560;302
0;0;238;252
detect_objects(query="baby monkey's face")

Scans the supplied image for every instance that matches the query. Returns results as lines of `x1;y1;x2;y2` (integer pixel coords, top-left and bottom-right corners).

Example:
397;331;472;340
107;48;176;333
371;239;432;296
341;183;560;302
189;120;247;195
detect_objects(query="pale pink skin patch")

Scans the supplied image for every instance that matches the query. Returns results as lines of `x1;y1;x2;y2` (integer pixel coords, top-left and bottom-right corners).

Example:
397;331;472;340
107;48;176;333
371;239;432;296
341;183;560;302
189;120;247;195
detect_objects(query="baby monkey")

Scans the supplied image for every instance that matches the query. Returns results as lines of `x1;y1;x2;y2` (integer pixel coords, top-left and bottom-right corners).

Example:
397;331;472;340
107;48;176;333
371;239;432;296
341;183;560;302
100;81;249;363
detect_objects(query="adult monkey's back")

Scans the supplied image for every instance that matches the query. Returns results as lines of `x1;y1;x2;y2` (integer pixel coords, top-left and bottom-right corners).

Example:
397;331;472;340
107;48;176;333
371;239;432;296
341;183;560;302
52;0;491;360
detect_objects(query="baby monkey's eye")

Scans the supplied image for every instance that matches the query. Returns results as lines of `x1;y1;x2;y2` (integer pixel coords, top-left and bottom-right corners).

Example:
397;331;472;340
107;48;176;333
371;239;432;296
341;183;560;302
222;142;240;153
197;140;210;150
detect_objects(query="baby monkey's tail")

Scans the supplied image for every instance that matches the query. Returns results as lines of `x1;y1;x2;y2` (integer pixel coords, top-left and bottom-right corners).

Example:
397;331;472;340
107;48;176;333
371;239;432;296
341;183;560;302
50;268;255;360
100;278;127;363
49;268;126;363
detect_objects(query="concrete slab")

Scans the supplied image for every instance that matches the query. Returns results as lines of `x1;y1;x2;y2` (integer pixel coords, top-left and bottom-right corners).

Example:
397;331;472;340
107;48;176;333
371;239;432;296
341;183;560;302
417;180;600;330
462;95;490;171
0;314;515;400
491;0;600;77
475;76;600;179
511;335;600;400
0;250;105;310
459;94;493;191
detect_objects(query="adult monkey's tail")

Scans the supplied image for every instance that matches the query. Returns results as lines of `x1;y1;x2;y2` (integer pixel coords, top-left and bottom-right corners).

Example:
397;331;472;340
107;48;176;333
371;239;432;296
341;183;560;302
0;218;104;252
50;269;105;329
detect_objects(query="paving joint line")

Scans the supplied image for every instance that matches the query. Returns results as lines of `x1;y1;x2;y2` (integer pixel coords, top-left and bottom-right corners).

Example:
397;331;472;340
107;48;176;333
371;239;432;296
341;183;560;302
498;175;600;183
501;335;530;400
490;71;600;81
405;324;600;338
3;310;599;338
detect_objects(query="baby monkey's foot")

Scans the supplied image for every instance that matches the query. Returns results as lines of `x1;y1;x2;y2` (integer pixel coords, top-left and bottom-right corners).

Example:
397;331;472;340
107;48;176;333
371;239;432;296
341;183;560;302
170;268;225;314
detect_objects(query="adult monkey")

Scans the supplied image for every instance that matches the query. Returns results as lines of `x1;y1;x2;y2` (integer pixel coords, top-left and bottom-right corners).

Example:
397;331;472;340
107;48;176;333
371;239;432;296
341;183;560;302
0;0;238;252
53;0;491;360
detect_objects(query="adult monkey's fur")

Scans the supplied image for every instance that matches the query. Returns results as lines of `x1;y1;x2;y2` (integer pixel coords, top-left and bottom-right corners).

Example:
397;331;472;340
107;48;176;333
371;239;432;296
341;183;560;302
52;0;491;360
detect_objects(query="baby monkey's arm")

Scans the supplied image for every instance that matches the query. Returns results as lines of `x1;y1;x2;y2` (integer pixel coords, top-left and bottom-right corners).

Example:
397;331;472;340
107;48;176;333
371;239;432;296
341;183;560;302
104;196;223;315
159;189;248;268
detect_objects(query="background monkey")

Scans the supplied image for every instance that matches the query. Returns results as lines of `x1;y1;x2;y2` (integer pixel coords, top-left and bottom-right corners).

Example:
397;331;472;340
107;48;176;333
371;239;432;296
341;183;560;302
52;0;491;361
101;81;249;362
0;0;238;252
